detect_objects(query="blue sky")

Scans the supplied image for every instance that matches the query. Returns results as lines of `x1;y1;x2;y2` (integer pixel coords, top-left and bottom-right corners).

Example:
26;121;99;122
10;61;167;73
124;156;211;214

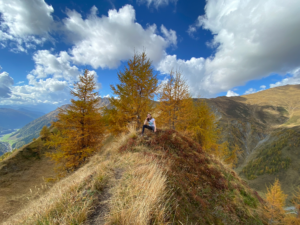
0;0;300;113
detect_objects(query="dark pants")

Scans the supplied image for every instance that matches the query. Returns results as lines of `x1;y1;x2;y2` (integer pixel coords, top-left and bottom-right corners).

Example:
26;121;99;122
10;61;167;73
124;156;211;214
142;125;154;134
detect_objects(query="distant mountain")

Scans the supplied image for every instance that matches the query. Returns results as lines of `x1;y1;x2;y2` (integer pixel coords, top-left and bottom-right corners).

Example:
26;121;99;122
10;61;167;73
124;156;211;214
0;108;45;129
205;84;300;201
9;98;111;150
0;142;7;156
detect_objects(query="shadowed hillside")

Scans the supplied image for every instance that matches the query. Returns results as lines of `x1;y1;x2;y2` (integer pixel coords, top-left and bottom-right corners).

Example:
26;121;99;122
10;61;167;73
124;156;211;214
205;84;300;201
3;129;266;224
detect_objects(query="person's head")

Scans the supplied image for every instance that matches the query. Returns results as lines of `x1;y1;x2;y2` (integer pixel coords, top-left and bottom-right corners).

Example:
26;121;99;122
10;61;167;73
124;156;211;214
147;113;152;121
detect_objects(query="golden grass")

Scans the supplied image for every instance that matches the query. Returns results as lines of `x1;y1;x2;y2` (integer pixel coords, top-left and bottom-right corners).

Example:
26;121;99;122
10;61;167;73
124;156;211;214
4;127;169;225
4;153;113;225
107;155;168;225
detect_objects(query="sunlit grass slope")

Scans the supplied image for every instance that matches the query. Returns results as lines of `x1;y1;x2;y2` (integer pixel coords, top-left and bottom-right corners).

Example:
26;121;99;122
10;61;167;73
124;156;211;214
4;129;266;225
0;139;56;223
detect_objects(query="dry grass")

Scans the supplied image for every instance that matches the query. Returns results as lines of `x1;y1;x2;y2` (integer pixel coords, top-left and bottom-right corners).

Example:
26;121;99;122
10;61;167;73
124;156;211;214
107;155;168;225
2;126;267;224
4;127;170;225
4;152;114;225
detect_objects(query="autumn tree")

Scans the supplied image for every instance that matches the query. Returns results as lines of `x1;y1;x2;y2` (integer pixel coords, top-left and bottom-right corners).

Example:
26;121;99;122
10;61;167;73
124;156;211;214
156;70;194;130
283;187;300;224
264;179;287;224
186;99;231;164
40;125;50;140
103;52;158;134
156;71;235;165
224;143;241;168
46;69;105;172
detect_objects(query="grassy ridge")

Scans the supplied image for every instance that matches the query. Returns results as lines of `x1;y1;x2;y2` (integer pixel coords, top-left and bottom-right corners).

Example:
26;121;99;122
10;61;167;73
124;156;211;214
3;129;267;224
119;129;266;224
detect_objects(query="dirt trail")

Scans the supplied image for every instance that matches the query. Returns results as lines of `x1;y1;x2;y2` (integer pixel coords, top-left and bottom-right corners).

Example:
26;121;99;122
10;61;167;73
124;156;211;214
86;168;123;225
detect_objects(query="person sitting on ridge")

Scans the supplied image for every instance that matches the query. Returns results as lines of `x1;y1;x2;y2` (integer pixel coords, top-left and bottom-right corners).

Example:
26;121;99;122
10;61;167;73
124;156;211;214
141;113;156;135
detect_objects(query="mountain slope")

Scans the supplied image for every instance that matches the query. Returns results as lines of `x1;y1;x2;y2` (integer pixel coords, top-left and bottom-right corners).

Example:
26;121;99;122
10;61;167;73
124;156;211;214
205;84;300;201
8;98;111;150
3;129;266;224
9;105;68;149
0;139;56;223
0;108;44;129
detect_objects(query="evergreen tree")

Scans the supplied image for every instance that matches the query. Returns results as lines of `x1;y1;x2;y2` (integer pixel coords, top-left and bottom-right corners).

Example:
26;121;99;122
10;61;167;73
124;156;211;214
103;52;158;134
46;70;105;172
264;179;287;224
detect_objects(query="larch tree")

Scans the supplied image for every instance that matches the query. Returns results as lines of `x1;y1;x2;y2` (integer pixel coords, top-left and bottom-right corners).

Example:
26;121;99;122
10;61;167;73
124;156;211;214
264;179;287;225
186;99;231;164
40;125;50;140
103;52;158;134
156;72;235;165
283;187;300;224
46;69;105;172
156;70;194;130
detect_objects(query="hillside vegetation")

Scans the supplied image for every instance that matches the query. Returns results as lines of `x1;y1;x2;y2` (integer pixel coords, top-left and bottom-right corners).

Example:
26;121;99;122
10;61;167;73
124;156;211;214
0;138;56;223
3;129;266;225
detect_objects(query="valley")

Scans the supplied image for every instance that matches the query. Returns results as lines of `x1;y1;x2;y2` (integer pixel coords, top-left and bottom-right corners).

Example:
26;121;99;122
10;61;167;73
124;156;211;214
0;130;17;155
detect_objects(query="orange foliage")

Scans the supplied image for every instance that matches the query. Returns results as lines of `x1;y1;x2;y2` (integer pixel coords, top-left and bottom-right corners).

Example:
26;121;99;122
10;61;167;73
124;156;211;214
156;70;194;130
46;69;105;172
103;52;158;134
264;179;287;224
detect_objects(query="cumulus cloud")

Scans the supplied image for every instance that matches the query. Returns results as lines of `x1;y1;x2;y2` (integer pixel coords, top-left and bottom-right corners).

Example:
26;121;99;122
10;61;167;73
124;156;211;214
161;25;177;46
244;88;257;95
0;51;100;106
157;54;206;96
260;85;266;90
137;0;177;8
0;0;55;51
63;5;176;69
0;71;14;98
226;90;239;97
270;68;300;88
29;50;81;81
178;0;300;96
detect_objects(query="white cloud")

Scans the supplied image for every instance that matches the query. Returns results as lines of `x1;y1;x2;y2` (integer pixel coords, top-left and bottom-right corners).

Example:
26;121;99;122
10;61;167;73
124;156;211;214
161;25;177;46
0;71;14;98
30;50;81;81
63;5;176;69
260;85;266;90
0;51;100;106
180;0;300;96
0;0;55;51
137;0;177;8
270;68;300;88
226;90;239;97
157;54;206;96
244;88;257;95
